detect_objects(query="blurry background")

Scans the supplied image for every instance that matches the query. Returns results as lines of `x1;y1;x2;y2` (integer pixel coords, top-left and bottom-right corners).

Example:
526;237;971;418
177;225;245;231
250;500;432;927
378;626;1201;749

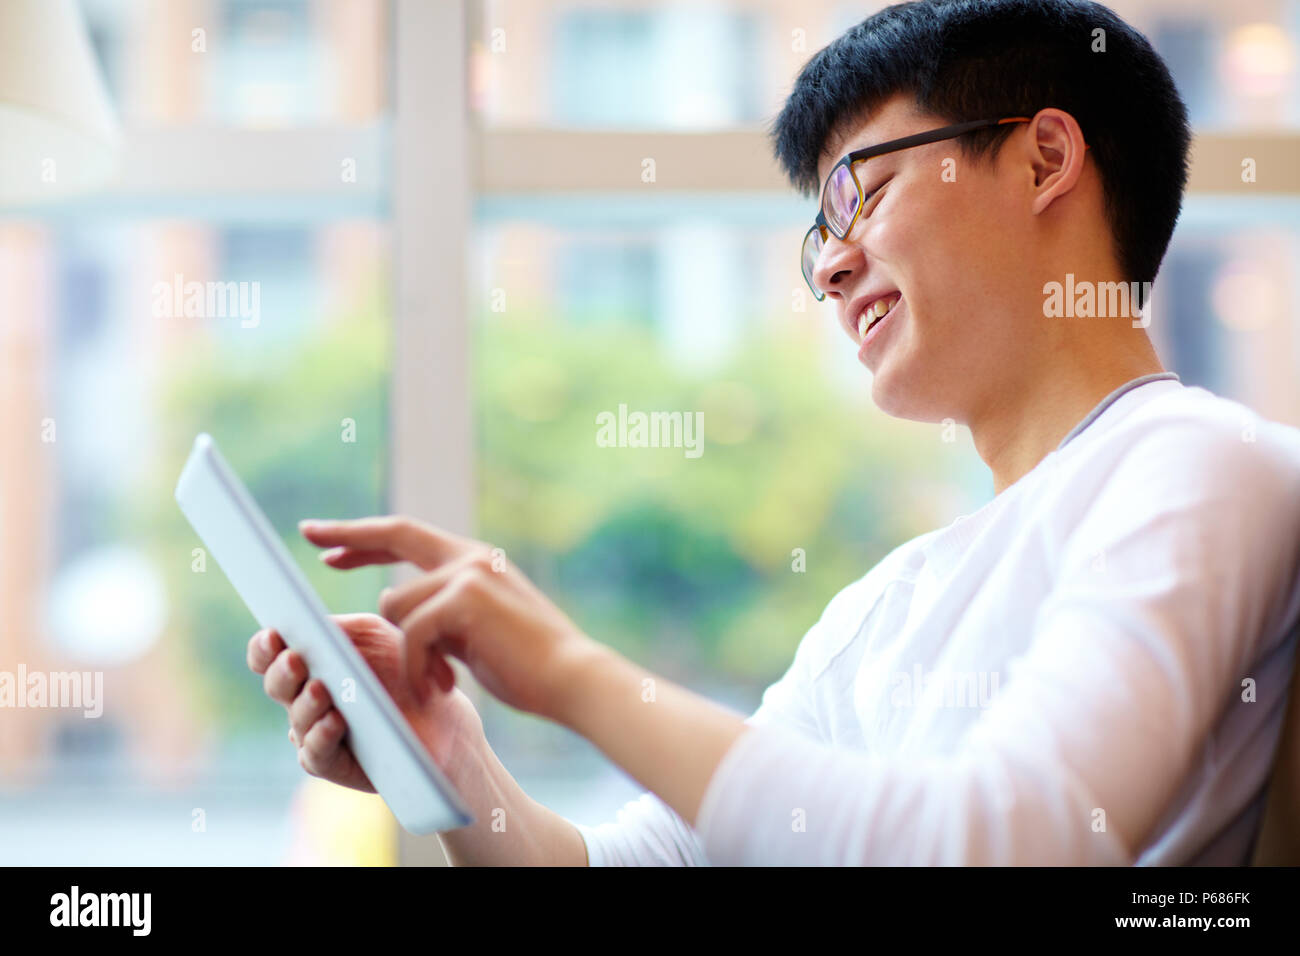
0;0;1297;865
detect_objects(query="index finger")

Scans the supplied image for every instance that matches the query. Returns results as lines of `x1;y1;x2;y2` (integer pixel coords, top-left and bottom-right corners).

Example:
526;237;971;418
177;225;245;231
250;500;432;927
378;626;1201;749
298;516;470;571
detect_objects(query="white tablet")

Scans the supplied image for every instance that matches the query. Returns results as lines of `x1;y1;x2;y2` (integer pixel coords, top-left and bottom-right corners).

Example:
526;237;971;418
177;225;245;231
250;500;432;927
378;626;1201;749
175;433;473;834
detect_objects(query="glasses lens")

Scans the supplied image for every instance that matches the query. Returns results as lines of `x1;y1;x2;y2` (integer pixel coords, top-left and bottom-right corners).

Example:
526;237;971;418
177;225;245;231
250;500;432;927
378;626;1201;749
801;227;825;300
824;163;861;237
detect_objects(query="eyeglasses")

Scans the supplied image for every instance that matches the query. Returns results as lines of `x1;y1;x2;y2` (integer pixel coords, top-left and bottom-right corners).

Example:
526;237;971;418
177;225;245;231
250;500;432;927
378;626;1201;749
801;116;1032;301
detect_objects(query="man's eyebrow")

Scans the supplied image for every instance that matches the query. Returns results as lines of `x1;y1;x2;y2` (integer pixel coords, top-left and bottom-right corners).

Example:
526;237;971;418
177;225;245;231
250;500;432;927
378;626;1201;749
817;138;868;180
828;132;892;167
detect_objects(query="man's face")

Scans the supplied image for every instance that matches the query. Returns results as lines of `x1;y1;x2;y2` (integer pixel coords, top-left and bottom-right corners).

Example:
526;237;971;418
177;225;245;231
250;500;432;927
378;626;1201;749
812;93;1044;424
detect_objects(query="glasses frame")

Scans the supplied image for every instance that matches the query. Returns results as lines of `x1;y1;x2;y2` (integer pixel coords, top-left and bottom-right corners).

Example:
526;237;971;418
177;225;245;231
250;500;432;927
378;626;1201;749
801;116;1032;301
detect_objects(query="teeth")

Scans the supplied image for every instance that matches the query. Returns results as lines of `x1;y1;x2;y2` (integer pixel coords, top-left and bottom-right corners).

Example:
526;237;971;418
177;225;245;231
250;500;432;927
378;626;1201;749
855;295;900;342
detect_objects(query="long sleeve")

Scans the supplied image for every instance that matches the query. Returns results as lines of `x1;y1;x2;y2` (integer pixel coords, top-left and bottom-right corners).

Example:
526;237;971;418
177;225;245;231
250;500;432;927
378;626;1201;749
693;423;1300;865
572;792;709;866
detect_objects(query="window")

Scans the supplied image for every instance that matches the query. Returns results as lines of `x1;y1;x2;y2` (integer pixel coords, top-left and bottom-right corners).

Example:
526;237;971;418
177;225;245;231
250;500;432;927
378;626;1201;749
467;0;1300;832
0;0;393;865
4;0;1296;865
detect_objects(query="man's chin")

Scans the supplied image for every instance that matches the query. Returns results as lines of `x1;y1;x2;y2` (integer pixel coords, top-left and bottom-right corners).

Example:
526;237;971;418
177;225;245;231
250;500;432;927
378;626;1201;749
867;362;903;415
869;364;939;423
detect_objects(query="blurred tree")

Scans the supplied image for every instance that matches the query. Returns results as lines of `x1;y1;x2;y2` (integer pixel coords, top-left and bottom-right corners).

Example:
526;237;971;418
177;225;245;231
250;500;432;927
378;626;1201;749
144;288;971;739
476;304;959;686
145;292;389;736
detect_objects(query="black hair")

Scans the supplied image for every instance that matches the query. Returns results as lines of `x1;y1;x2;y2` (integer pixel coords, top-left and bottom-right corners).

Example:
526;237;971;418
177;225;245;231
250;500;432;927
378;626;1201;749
771;0;1191;286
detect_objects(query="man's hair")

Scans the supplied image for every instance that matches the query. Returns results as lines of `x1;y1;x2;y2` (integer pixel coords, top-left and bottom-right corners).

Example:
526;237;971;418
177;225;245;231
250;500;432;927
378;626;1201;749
772;0;1191;286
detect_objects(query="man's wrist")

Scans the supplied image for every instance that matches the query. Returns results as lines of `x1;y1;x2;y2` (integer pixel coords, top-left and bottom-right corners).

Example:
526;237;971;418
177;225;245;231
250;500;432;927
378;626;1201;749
439;715;491;795
543;635;623;730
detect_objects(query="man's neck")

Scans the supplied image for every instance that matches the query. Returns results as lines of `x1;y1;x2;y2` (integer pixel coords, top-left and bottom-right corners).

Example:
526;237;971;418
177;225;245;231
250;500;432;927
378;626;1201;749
971;340;1166;496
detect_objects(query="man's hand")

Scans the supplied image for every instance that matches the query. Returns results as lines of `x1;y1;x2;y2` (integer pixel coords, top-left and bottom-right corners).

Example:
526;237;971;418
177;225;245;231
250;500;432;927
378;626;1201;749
298;515;748;833
246;612;487;791
299;516;603;722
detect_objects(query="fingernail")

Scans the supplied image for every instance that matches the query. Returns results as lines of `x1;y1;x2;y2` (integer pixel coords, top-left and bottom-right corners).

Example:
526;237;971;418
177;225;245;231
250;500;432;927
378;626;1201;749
319;547;343;562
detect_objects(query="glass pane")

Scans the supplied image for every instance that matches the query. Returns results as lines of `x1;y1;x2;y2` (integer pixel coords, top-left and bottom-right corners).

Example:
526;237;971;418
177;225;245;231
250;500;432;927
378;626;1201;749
80;0;390;126
0;218;392;864
471;193;1300;825
472;0;1300;132
471;198;994;823
1147;198;1300;423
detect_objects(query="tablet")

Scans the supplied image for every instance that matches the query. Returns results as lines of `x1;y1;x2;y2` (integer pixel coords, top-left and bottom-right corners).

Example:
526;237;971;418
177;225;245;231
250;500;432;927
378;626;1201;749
175;433;473;834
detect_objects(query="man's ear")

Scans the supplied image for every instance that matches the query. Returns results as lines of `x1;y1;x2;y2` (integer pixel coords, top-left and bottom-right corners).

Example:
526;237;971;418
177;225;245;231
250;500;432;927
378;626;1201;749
1023;108;1088;216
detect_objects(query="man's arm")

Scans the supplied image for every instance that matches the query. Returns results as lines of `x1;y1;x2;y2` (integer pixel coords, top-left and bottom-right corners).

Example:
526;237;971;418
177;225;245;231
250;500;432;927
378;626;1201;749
552;425;1300;863
554;583;845;850
297;420;1300;863
434;737;591;866
557;595;837;866
556;645;749;829
295;515;824;860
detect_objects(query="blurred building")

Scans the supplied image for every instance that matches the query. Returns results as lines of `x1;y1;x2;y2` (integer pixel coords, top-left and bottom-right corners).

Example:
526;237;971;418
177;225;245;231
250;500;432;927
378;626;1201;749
1;0;1297;865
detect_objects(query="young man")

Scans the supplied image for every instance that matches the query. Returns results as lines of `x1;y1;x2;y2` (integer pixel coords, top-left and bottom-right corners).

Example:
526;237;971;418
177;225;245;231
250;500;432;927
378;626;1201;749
248;0;1300;864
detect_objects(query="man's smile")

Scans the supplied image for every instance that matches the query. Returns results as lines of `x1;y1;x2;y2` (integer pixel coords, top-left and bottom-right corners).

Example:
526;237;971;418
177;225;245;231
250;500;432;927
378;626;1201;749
844;291;902;344
857;294;903;359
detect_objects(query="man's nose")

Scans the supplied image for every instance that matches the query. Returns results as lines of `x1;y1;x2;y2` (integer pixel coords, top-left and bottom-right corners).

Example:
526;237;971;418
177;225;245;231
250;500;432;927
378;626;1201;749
811;234;862;300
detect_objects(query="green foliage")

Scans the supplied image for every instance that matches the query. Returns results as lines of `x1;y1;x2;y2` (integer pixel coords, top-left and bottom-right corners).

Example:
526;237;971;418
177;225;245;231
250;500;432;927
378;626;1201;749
475;303;958;684
146;288;966;735
143;304;389;734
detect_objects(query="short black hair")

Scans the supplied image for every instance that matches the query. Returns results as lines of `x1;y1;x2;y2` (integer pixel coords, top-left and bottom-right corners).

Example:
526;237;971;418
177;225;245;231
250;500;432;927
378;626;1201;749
772;0;1191;286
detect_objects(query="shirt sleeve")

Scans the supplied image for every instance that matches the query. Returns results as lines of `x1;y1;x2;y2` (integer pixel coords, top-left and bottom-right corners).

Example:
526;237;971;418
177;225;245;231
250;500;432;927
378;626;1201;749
572;792;709;866
693;424;1300;865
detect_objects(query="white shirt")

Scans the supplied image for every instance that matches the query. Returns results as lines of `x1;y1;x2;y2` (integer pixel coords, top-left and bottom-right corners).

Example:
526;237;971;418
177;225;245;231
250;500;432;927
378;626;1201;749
573;377;1300;865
